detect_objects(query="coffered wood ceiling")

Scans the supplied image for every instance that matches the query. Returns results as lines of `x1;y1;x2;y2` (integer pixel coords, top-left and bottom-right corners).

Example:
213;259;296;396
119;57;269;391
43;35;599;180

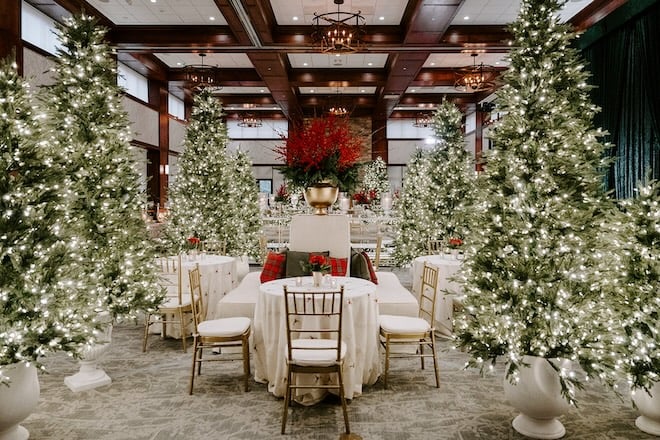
28;0;627;123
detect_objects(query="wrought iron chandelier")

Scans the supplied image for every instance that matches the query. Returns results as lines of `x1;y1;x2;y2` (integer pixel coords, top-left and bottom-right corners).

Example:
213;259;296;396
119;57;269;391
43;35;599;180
184;53;220;90
413;112;433;128
238;113;262;128
312;0;366;54
454;53;497;93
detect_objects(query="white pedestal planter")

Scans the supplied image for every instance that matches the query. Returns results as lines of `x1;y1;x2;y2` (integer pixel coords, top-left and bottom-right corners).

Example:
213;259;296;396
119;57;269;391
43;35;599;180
632;382;660;436
0;362;39;440
64;320;113;393
503;356;572;439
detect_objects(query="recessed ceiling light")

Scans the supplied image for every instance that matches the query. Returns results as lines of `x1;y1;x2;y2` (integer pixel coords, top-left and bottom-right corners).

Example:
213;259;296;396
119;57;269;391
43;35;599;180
430;62;435;66
378;16;385;21
367;62;373;66
209;16;215;21
310;89;315;93
403;67;407;70
463;16;470;20
303;62;308;66
292;16;299;21
495;61;500;65
150;0;156;3
260;89;265;93
335;53;341;57
176;62;182;66
411;89;416;93
361;89;365;93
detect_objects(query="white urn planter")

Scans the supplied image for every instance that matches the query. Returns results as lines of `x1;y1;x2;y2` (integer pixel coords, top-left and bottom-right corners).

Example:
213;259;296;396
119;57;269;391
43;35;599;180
632;382;660;435
64;314;113;393
0;362;40;440
502;356;572;439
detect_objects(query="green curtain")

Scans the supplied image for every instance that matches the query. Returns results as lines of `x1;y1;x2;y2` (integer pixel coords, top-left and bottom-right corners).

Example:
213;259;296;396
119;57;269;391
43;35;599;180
582;2;660;199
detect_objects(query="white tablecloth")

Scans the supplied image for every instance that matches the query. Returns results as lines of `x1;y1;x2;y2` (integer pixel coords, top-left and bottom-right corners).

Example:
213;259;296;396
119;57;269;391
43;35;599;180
155;254;238;338
411;254;463;336
253;276;381;404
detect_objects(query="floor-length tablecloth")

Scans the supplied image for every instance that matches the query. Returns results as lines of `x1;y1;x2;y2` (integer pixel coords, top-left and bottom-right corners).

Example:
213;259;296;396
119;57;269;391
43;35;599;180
411;254;463;336
153;254;238;338
253;276;381;404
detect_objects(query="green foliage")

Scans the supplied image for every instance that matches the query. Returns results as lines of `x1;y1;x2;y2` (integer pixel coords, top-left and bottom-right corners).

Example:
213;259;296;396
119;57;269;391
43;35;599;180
453;0;621;404
616;178;660;391
0;56;98;376
165;90;262;258
43;14;164;321
393;101;476;264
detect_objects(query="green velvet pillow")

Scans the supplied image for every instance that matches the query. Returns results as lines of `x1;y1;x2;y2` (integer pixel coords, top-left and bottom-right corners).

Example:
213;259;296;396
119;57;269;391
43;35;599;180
285;250;330;277
350;250;371;281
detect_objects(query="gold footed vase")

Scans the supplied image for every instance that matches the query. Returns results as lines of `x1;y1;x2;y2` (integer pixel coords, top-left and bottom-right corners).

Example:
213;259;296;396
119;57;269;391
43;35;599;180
304;184;339;215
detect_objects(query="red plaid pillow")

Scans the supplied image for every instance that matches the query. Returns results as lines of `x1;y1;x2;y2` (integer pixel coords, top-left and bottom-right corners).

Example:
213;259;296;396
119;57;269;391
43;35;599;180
260;251;287;283
329;257;348;276
360;251;378;284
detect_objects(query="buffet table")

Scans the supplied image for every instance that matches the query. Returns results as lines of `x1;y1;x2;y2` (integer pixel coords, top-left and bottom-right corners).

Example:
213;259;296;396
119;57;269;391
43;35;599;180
411;254;463;336
252;276;381;404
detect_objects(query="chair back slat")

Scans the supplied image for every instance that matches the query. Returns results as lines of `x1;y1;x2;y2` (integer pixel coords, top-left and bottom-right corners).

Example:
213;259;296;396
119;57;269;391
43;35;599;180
419;263;439;326
188;265;204;332
156;254;183;305
283;286;344;362
427;239;443;255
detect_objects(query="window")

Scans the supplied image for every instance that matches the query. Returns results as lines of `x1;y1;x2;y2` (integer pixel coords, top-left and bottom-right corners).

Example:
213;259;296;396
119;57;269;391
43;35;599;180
168;94;185;120
21;1;62;55
257;179;273;194
117;63;149;102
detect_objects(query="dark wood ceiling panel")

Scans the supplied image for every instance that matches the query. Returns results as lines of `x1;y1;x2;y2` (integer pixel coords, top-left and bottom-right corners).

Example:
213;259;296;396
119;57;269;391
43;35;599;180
214;0;253;46
242;0;276;45
108;26;238;50
403;1;463;45
289;70;387;88
248;52;302;121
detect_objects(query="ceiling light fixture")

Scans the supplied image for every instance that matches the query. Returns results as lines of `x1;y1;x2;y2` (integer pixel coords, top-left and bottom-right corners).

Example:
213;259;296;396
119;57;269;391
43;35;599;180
184;53;220;91
327;86;350;116
238;113;262;128
312;0;366;54
454;53;497;93
413;112;433;128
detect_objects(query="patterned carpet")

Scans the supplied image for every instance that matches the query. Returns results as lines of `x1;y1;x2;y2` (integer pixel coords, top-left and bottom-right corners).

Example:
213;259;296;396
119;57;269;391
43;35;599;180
21;270;655;440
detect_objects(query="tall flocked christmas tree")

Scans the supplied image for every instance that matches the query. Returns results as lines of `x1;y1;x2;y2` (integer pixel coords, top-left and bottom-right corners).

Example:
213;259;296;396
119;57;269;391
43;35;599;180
393;100;475;264
361;156;390;202
44;15;164;321
0;57;98;383
165;90;261;258
392;150;432;264
454;0;622;403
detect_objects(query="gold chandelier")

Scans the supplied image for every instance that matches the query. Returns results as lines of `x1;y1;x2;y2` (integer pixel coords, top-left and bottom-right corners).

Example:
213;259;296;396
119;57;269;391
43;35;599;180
312;0;366;54
238;113;262;128
327;87;350;116
184;53;220;90
413;112;433;128
454;53;497;93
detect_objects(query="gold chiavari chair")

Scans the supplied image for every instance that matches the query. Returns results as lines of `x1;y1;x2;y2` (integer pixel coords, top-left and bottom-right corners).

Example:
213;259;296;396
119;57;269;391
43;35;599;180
427;239;444;255
379;262;440;389
143;254;192;353
281;285;349;435
188;266;251;394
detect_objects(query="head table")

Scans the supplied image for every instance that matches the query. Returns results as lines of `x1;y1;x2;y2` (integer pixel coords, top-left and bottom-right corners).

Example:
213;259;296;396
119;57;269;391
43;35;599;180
252;276;381;405
411;253;463;336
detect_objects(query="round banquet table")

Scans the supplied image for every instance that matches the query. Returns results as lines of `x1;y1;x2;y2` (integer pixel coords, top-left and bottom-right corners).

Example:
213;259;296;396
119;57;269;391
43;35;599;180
154;254;238;338
252;276;381;405
411;254;463;336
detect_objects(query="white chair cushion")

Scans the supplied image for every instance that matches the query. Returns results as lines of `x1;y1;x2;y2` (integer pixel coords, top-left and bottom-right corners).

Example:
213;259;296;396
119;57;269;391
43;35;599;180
288;339;347;367
161;296;190;308
379;314;430;334
198;317;251;337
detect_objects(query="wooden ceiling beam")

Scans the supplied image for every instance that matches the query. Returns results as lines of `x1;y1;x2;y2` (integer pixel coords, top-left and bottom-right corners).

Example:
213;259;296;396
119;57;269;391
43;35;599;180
248;52;303;122
213;0;253;46
108;26;238;50
570;0;629;32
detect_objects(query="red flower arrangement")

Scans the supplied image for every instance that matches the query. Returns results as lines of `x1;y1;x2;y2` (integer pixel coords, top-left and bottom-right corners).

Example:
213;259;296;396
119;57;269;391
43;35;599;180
300;254;331;274
274;115;363;191
448;237;463;248
186;236;201;250
352;189;378;205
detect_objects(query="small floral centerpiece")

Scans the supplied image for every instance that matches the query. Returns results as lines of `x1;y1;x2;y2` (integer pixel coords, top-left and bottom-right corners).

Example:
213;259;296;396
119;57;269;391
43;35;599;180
353;189;378;206
185;235;201;251
274;115;363;192
447;237;463;249
300;254;331;274
273;183;289;203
